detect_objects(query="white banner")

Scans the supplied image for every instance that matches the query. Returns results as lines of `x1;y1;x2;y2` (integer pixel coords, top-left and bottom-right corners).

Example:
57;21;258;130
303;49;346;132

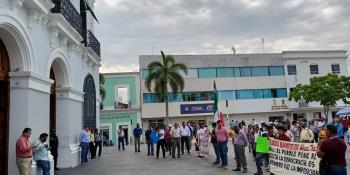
269;138;320;175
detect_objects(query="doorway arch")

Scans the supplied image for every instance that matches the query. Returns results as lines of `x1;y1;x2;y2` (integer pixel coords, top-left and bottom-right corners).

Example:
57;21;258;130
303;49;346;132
83;74;96;128
0;39;10;175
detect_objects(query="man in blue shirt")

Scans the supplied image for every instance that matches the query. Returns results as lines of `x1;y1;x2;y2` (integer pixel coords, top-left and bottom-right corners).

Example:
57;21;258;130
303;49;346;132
333;117;344;139
33;133;50;175
133;123;143;152
79;127;90;163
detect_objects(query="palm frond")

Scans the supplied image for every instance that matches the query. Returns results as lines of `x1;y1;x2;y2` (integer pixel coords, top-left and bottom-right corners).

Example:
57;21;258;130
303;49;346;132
147;61;163;72
144;70;162;92
171;63;188;75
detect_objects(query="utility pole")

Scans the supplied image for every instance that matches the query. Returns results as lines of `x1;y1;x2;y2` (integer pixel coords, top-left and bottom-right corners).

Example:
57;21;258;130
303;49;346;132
262;38;265;53
231;45;236;55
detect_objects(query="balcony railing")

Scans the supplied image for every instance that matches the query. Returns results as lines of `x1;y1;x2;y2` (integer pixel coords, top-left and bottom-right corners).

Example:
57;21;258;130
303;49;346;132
51;0;82;35
86;30;101;57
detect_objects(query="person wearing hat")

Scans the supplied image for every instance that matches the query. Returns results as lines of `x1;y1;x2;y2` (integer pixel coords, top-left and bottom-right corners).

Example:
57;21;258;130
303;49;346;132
50;129;59;170
300;122;314;143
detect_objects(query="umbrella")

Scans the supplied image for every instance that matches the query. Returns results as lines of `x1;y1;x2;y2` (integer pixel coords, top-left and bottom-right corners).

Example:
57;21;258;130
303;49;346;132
335;108;350;116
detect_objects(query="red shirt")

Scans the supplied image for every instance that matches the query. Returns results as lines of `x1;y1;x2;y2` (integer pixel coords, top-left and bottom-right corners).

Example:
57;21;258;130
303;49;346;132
320;137;347;167
16;135;32;158
278;134;291;142
341;120;349;129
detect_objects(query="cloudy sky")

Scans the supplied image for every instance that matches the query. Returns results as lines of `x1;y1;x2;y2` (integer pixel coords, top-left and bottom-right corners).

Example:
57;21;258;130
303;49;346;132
94;0;350;73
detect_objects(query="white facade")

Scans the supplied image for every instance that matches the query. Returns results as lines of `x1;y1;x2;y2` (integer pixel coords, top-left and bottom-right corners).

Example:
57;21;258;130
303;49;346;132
0;0;101;174
139;51;348;126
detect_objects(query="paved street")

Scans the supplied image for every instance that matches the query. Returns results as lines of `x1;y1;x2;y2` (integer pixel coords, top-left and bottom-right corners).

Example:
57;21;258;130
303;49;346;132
56;143;350;175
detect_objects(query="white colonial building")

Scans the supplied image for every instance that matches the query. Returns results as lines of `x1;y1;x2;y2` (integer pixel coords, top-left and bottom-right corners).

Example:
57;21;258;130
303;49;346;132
0;0;101;174
139;51;348;127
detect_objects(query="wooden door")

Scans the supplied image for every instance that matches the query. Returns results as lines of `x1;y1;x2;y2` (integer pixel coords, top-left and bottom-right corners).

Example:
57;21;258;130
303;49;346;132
0;39;10;175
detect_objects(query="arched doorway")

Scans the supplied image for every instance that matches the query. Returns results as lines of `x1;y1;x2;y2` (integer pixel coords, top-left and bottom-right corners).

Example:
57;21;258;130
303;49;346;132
83;74;96;128
50;68;56;132
0;39;10;175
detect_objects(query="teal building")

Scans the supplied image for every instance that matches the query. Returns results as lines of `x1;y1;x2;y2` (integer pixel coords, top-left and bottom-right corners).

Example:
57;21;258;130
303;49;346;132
99;72;141;146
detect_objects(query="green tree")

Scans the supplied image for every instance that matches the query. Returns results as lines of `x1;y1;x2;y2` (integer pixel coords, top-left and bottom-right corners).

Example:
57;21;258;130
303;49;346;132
145;51;187;124
289;74;348;121
99;73;106;109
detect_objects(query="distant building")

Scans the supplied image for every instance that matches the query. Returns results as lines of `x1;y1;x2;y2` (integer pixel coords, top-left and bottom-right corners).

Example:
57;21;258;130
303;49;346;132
100;72;141;146
139;50;348;127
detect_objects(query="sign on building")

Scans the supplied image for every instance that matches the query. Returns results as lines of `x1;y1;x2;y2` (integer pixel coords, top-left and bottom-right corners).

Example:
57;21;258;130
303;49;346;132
180;103;214;114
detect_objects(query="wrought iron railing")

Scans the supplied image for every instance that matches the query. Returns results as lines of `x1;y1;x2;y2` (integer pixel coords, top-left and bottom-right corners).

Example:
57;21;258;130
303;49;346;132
51;0;82;35
86;30;101;57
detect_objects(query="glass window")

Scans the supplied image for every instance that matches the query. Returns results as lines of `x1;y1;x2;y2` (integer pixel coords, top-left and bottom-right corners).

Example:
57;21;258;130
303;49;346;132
277;88;287;98
217;68;234;77
142;69;149;80
219;90;236;100
178;68;198;78
240;67;252;77
262;89;272;98
310;64;319;74
143;93;152;103
233;67;241;77
198;68;217;78
331;64;340;74
182;92;191;101
271;89;278;98
191;92;201;101
253;89;263;99
269;66;285;76
251;67;269;76
200;91;214;101
236;90;254;99
287;65;297;75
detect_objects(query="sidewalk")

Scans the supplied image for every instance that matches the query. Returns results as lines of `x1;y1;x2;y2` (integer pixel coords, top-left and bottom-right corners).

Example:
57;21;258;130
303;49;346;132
55;143;350;175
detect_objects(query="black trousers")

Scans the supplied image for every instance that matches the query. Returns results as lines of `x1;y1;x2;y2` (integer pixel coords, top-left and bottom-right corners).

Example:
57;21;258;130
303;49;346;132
156;139;166;158
95;141;102;156
51;150;58;169
89;142;96;158
118;137;125;150
181;136;190;154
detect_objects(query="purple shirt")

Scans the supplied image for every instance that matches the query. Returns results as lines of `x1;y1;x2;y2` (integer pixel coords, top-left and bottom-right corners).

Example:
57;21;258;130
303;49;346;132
234;130;248;146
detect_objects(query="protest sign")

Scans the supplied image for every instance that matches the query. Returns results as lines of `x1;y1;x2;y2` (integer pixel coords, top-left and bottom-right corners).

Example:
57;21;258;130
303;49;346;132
269;138;320;175
256;136;269;153
198;128;209;157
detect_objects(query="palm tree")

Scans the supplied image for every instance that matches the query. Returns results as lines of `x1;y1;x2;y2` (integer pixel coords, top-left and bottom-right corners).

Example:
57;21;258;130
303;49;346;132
145;51;187;124
99;73;106;110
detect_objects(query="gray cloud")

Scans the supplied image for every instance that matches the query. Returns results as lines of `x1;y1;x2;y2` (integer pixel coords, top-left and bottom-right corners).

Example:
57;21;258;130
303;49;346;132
94;0;350;73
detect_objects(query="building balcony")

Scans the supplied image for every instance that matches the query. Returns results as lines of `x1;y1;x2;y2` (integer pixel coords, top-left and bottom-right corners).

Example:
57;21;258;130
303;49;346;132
51;0;82;35
84;30;101;57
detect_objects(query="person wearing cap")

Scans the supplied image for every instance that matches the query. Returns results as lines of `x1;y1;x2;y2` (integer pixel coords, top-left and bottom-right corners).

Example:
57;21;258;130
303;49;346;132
300;122;314;143
232;121;249;173
49;129;59;170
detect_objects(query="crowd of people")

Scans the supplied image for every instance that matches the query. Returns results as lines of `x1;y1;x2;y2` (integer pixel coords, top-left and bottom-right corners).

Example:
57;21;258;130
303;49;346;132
14;115;349;175
117;116;349;175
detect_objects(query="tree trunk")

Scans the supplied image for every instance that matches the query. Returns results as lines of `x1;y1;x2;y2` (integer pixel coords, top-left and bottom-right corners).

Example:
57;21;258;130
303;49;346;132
323;106;329;122
164;87;169;125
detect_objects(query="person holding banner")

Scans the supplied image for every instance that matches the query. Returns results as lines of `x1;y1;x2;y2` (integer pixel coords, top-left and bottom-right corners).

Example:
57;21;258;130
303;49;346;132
232;122;249;173
317;125;347;175
196;123;209;158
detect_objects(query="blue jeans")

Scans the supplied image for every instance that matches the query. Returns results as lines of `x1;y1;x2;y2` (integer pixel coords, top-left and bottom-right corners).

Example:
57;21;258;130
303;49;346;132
217;142;228;166
81;142;89;163
147;141;154;155
255;153;267;174
36;160;50;175
328;165;347;175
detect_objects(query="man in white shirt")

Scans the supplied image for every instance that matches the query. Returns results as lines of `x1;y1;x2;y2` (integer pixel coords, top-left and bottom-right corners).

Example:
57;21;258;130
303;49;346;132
172;123;181;158
117;126;125;151
180;122;191;155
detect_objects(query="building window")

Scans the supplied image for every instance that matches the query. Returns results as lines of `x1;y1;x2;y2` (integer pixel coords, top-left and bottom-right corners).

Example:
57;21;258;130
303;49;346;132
149;119;164;128
115;87;129;109
331;64;340;74
219;90;236;100
83;74;96;128
251;67;269;76
310;64;319;74
253;89;264;99
236;90;254;99
287;65;297;75
240;67;252;77
198;68;217;78
217;67;234;77
142;69;149;80
269;66;285;76
269;116;284;122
